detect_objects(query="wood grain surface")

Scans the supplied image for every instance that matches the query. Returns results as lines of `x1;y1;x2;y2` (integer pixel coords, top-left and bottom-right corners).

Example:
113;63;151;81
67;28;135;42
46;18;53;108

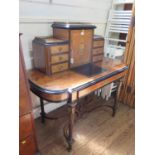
28;57;127;102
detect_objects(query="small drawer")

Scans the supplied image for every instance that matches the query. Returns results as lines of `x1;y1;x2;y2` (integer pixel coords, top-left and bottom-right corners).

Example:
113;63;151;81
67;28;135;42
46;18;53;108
92;55;103;62
19;114;33;140
51;63;68;73
51;54;69;64
50;45;69;54
20;136;36;155
92;48;103;55
93;40;104;48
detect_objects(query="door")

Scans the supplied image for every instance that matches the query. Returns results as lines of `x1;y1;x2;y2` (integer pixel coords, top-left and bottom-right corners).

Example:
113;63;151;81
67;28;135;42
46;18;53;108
70;29;93;67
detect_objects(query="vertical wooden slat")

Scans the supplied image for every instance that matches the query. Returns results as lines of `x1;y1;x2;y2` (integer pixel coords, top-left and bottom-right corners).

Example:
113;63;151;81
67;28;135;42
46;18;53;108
119;6;135;107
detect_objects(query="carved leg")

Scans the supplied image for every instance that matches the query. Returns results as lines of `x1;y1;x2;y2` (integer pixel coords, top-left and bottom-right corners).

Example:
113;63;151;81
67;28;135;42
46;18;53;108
112;80;122;117
40;98;46;123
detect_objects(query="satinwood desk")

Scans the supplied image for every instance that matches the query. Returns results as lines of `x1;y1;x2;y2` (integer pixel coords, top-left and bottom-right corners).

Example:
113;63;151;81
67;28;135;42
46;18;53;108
28;57;128;151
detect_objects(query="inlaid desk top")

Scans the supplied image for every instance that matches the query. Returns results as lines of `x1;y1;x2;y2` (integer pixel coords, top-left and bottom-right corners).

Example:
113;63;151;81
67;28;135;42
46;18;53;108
28;57;127;102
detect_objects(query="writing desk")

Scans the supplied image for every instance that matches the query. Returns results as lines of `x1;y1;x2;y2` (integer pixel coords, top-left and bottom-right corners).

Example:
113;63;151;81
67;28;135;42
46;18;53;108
28;57;128;151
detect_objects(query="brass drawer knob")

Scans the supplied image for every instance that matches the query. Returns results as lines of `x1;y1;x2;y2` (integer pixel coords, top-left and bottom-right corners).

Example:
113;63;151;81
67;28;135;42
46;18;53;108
21;140;26;144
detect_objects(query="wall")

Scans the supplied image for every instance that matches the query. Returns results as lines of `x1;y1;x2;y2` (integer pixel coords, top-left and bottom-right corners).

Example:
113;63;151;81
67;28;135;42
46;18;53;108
19;0;113;118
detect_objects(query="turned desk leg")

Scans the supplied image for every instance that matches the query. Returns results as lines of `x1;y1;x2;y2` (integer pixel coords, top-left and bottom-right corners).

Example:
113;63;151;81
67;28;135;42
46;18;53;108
63;90;77;152
67;104;76;151
112;80;122;117
40;98;46;123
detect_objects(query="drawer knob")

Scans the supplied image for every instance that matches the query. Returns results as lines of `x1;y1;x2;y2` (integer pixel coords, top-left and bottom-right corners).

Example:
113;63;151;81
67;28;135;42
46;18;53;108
21;140;26;144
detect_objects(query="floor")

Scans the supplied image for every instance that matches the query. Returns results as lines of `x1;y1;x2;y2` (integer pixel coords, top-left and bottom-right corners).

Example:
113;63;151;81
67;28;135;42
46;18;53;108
35;95;135;155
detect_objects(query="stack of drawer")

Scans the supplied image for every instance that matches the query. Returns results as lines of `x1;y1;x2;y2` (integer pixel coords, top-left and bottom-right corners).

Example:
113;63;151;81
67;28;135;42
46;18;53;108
50;44;69;74
92;35;104;63
33;37;69;75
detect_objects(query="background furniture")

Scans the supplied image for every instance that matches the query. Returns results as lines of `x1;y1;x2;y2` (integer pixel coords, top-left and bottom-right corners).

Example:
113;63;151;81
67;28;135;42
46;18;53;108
19;34;40;155
119;8;135;107
101;1;134;100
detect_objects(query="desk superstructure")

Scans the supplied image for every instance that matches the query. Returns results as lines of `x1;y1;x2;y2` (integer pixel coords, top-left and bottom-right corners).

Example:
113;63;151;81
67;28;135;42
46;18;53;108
33;22;104;75
29;22;128;152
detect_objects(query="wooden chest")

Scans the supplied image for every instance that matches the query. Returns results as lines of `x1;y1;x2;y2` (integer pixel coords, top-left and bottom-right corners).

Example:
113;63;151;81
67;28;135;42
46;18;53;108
33;37;69;75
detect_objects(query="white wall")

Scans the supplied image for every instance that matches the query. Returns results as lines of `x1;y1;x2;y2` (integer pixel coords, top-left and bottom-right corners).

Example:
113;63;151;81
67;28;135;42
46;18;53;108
19;0;113;118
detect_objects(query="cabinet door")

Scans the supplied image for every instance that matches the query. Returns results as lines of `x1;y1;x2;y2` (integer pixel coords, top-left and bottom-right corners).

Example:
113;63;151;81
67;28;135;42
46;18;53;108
19;39;31;116
70;30;93;67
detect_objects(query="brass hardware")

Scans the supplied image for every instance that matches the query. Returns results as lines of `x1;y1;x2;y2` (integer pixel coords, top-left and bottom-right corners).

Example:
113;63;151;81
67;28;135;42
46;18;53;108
21;140;26;144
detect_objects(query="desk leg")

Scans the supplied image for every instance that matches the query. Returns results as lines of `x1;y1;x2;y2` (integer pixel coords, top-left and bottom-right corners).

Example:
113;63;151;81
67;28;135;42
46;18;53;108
40;98;46;123
112;80;122;117
67;104;76;151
